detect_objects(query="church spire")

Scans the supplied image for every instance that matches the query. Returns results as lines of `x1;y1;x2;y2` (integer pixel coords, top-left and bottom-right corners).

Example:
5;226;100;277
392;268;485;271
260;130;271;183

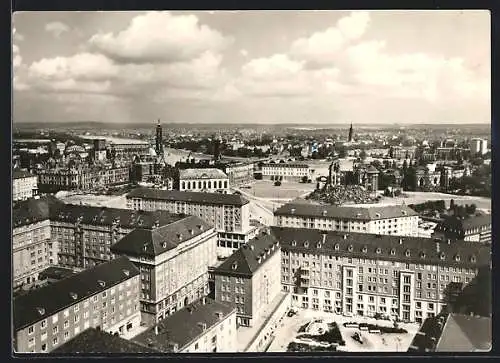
348;122;353;142
155;119;163;156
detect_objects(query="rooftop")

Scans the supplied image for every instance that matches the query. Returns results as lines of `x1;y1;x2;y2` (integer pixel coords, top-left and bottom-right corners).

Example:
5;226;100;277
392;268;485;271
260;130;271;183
435;213;492;234
214;230;280;277
262;162;309;168
270;226;491;269
13;256;139;331
126;187;249;206
13;169;36;179
132;297;235;352
179;168;228;180
51;328;159;354
274;202;419;220
111;215;212;257
12;195;62;227
38;266;75;281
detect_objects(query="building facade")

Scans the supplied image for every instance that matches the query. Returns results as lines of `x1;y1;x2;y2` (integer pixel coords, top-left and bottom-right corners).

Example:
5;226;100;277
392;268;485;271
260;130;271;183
274;203;419;237
13;257;141;353
111;216;218;326
179;168;230;193
13;170;38;201
470;138;488;155
133;297;237;353
261;162;310;182
433;214;491;244
222;162;255;186
98;166;130;186
272;227;490;324
37;167;99;193
126;187;256;258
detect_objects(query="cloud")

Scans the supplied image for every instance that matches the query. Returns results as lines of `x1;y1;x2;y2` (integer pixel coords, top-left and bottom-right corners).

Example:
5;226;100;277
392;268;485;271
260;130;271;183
13;44;22;68
240;49;248;57
13;27;25;42
45;21;70;38
89;11;231;64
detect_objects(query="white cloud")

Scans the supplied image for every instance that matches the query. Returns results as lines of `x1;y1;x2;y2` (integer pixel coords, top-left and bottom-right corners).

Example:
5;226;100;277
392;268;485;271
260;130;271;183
240;49;249;57
89;11;231;64
45;21;70;38
13;44;22;68
13;27;25;42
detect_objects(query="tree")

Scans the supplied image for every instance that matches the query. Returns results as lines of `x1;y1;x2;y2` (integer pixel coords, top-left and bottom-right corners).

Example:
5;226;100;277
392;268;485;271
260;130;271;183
450;199;455;210
359;150;367;160
452;266;491;317
441;282;464;314
301;175;308;183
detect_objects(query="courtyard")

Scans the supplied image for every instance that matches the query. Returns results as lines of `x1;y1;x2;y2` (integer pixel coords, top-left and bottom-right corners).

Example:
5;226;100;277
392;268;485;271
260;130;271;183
242;180;316;200
267;309;419;353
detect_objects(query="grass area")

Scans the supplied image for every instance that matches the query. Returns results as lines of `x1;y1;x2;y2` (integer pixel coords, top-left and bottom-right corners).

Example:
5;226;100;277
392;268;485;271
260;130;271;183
298;322;346;345
247;180;316;199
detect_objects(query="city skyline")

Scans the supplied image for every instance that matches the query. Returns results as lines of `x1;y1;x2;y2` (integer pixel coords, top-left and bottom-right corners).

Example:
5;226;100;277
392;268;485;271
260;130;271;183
13;10;490;125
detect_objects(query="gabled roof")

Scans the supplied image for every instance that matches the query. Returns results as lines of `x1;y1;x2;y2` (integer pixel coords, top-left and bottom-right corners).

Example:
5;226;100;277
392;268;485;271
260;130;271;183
435;214;491;235
214;230;280;276
179;168;228;180
436;314;492;352
270;226;490;269
13;256;139;331
274;202;418;220
126;187;249;206
51;328;159;354
111;215;212;258
133;297;235;352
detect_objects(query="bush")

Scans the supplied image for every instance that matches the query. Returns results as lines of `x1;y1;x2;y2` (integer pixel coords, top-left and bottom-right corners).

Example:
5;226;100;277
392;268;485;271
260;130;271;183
297;322;344;344
274;180;282;186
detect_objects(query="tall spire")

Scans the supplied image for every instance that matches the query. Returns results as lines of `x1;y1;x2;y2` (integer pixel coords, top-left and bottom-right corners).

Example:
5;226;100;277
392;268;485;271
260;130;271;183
348;122;353;142
155;119;163;156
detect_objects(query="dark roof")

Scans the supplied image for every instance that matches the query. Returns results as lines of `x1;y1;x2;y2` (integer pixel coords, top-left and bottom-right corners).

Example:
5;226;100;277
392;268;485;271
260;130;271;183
38;266;75;281
126;187;249;206
12;195;62;227
133;297;234;352
111;216;212;257
13;256;139;331
366;165;379;173
408;315;444;352
12;196;180;229
270;226;491;269
13;169;36;179
436;314;492;352
274;202;418;220
435;214;491;235
214;230;280;276
262;163;309;168
51;328;159;354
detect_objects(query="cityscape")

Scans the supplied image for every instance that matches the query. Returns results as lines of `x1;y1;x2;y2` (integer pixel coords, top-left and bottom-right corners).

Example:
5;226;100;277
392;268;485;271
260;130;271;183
12;10;491;354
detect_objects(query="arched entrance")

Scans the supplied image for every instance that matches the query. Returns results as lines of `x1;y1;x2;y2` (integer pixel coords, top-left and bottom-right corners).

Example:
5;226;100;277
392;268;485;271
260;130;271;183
184;297;189;307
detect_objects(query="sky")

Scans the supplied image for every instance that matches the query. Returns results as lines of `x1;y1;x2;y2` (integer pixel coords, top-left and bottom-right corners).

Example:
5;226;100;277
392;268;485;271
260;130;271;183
12;10;491;125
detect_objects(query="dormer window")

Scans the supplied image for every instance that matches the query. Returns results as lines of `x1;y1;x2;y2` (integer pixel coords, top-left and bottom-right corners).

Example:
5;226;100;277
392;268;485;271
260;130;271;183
420;252;426;259
304;241;309;248
98;280;105;288
316;243;322;249
162;242;167;248
37;307;45;316
123;269;130;277
390;249;395;256
232;262;238;270
375;247;381;254
362;246;367;253
440;252;445;260
470;255;476;263
69;292;78;300
455;255;461;262
291;240;297;247
334;244;340;251
405;249;411;257
348;245;353;252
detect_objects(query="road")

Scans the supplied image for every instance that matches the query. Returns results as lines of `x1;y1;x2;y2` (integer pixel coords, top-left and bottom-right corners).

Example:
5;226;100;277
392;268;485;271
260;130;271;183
232;187;275;226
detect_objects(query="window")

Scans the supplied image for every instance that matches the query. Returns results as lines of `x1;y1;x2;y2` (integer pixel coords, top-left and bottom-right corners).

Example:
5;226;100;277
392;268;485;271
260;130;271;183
53;326;58;334
64;309;69;318
64;331;70;340
41;319;47;329
28;326;34;335
53;337;58;346
52;315;58;324
64;320;69;329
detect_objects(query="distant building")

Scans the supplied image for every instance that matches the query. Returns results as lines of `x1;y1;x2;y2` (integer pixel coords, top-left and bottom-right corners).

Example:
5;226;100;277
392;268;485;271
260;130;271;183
179;168;229;193
132;297;237;353
432;213;491;244
470;138;488;156
273;226;490;323
92;139;107;162
51;327;159;353
126;187;258;258
13;169;38;201
175;159;255;186
13;256;141;353
348;123;353;142
37;166;99;193
111;216;217;326
261;162;310;182
408;313;491;352
155;119;164;157
274;203;419;237
97;165;130;186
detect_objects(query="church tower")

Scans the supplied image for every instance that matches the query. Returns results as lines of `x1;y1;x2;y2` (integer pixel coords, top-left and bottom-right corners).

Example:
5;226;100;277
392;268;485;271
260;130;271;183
155;119;163;156
348;123;353;142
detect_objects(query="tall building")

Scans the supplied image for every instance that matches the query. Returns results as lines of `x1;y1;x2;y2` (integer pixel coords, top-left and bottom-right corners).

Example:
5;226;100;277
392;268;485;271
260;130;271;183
126;187;257;258
272;226;490;324
13;256;141;353
93;139;107;162
132;297;237;353
274;202;419;237
13;169;38;201
111;216;218;326
470;138;488;155
155;119;163;156
348;123;353;142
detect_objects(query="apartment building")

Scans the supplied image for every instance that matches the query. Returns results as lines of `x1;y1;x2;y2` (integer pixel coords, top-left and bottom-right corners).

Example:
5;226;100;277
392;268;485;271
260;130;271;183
111;216;218;326
37;167;99;193
13;257;141;353
212;231;282;327
261;162;310;182
272;226;490;324
13;169;38;201
126;187;257;258
98;165;130;186
274;203;419;237
13;196;61;290
433;213;491;244
133;297;237;353
179;168;229;193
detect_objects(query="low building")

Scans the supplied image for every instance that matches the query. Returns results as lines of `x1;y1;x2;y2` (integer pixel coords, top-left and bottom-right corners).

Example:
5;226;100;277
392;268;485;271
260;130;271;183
51;327;159;353
126;187;256;258
408;313;491;352
261;162;310;182
274;202;419;237
433;214;491;244
273;226;490;324
132;297;237;353
179;168;229;193
13;169;38;201
111;216;218;326
13;257;141;353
